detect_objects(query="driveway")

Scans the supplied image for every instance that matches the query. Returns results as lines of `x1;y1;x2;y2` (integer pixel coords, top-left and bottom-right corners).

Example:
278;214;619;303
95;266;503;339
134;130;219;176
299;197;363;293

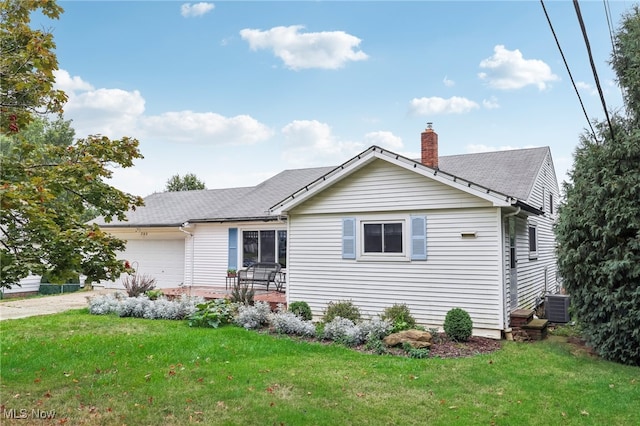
0;289;116;321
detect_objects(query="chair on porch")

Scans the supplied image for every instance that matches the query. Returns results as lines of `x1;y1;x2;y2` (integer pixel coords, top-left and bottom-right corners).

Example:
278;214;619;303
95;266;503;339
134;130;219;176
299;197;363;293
237;262;281;291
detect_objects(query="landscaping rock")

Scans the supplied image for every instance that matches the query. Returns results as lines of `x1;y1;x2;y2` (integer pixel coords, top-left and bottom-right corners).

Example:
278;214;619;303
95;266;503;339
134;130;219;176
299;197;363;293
383;330;432;349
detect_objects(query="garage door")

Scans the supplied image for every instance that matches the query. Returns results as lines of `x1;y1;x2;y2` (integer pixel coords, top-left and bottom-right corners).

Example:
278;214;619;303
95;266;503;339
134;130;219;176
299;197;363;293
110;239;185;289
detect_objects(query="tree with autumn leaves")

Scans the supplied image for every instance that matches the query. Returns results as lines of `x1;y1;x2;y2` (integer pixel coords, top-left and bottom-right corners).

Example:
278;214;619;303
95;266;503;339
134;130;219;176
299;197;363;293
0;0;144;287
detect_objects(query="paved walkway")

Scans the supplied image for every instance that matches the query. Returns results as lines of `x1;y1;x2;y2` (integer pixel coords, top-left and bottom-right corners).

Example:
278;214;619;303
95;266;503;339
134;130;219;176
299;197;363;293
0;289;115;321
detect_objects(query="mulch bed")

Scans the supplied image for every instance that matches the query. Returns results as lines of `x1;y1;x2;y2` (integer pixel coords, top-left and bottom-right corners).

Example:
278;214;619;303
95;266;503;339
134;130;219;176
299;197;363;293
274;331;503;359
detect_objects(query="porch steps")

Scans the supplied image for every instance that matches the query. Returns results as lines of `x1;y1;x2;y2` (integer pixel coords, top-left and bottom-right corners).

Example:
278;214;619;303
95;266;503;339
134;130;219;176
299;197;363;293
510;309;548;341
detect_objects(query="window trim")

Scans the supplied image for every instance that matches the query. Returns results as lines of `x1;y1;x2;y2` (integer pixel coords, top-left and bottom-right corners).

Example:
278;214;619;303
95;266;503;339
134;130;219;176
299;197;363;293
359;219;408;260
340;214;427;262
528;222;538;260
241;228;287;268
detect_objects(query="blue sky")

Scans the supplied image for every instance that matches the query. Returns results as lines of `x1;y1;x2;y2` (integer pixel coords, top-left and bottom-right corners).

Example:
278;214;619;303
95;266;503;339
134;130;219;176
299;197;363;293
40;1;633;197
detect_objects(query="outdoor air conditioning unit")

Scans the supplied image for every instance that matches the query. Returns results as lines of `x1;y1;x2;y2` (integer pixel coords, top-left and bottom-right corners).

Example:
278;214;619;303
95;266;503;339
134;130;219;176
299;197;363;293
545;294;571;323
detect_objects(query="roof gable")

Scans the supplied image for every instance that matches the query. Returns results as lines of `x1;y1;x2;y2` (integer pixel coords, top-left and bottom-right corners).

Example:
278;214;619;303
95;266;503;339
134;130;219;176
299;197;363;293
270;146;522;214
97;145;554;227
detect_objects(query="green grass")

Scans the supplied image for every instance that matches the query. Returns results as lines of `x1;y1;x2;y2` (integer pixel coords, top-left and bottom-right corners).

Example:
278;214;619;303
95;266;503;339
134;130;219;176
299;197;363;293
1;310;639;425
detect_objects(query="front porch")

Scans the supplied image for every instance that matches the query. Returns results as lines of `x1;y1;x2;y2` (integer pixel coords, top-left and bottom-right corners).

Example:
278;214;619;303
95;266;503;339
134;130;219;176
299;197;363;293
162;285;286;309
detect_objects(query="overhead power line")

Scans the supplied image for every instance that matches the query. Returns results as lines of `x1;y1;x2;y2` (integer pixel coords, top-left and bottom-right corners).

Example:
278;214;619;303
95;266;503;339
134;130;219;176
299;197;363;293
539;0;597;141
573;0;616;143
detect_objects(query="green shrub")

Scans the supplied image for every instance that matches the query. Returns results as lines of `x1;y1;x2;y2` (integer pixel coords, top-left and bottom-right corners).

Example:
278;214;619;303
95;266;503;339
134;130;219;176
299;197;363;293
230;280;254;306
289;301;312;321
145;289;164;300
365;338;389;355
381;303;416;332
402;342;430;359
40;270;80;284
188;299;235;328
443;308;473;342
323;300;361;323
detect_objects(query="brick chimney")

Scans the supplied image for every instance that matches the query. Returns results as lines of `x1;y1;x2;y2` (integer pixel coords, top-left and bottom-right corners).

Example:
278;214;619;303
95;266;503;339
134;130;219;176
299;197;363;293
421;122;438;168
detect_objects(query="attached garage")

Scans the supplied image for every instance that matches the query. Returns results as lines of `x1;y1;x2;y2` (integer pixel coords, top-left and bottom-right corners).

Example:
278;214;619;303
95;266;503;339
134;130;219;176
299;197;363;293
97;228;187;290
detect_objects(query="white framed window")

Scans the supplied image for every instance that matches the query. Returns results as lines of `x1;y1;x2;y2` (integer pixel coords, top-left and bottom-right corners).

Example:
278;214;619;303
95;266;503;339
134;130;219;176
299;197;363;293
528;223;538;260
242;229;287;268
361;220;405;257
342;215;427;262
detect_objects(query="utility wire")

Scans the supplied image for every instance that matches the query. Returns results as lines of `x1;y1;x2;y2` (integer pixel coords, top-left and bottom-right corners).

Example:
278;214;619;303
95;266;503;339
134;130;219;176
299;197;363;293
573;0;616;143
540;0;597;141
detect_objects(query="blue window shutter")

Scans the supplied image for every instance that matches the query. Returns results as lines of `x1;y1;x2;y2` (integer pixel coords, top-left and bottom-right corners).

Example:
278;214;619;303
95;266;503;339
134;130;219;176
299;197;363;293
342;218;356;259
411;215;427;260
228;228;238;270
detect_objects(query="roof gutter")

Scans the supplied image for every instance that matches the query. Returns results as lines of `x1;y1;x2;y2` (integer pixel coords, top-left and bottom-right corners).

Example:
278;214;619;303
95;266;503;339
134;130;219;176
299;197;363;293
513;200;544;216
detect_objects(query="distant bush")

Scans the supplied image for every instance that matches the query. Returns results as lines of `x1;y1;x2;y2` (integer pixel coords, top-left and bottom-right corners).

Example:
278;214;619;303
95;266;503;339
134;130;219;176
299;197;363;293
443;308;473;342
289;301;312;321
323;300;361;323
381;303;416;332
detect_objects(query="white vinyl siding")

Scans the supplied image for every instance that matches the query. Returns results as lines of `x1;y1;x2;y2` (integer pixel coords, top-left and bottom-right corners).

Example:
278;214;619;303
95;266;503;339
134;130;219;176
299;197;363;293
293;159;492;215
506;150;560;312
287;208;503;338
188;221;288;287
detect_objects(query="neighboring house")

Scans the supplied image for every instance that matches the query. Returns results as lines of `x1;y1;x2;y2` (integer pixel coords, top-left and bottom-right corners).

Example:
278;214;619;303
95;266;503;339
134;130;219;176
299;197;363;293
96;126;560;338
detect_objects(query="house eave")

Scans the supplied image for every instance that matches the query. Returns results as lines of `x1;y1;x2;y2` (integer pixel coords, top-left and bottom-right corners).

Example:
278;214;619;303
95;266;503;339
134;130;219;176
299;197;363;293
270;145;520;214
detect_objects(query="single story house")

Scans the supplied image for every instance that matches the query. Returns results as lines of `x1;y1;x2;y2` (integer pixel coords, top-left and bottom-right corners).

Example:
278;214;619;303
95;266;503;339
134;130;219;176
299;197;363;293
95;126;560;338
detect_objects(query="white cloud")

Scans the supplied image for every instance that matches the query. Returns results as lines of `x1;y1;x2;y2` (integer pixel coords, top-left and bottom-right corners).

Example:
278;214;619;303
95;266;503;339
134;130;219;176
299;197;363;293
443;76;455;87
363;131;403;150
54;69;271;146
478;45;559;90
140;111;273;145
576;81;598;96
181;2;214;18
280;120;364;166
482;96;500;109
409;96;479;115
240;25;368;70
53;69;94;92
61;79;146;137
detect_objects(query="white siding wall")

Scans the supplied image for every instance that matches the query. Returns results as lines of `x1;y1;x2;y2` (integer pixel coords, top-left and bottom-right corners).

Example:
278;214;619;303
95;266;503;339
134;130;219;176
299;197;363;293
287;161;504;338
294;159;493;214
189;221;287;287
504;150;561;315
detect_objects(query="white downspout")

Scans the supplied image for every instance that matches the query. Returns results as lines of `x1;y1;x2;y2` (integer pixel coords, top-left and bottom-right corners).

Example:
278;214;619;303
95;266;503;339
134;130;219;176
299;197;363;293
179;223;194;293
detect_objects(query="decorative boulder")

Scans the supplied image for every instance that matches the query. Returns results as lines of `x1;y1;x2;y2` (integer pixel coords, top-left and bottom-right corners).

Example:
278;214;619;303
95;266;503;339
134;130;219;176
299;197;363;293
383;330;432;349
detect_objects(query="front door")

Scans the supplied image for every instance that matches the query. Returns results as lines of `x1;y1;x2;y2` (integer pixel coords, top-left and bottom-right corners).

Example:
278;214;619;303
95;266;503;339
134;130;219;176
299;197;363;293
509;217;518;310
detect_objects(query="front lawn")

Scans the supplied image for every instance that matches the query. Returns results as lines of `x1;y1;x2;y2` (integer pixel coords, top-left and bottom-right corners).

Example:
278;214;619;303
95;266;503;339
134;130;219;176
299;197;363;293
1;310;639;425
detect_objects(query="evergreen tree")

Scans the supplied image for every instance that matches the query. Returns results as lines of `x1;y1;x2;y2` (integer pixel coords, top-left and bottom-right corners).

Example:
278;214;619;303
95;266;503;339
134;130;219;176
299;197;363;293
556;6;640;366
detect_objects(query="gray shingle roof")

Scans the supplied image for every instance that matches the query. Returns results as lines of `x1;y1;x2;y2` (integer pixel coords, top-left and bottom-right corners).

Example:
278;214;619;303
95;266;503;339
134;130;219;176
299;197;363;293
97;147;550;227
96;166;335;227
438;147;550;202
